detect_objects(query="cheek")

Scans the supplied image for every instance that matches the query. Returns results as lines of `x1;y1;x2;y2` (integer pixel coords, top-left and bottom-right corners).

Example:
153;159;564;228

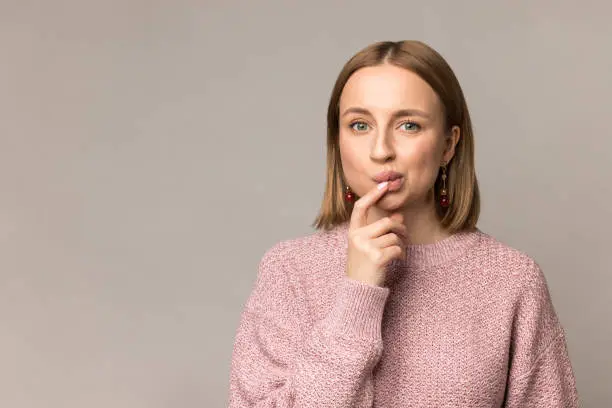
339;134;372;194
401;139;441;185
339;134;366;173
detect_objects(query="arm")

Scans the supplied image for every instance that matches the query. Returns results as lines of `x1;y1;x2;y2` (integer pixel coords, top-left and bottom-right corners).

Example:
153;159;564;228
228;243;389;408
503;262;579;407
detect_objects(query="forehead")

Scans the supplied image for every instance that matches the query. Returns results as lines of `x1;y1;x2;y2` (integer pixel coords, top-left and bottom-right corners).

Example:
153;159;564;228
339;64;440;114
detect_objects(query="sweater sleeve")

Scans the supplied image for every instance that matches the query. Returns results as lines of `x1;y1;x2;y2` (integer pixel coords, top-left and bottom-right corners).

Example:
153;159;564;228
503;261;579;407
228;243;390;408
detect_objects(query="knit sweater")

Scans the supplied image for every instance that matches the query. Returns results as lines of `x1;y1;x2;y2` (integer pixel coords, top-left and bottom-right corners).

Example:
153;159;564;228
228;222;579;407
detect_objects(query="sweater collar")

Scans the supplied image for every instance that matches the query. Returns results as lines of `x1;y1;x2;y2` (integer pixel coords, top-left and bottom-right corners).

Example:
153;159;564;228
332;221;482;269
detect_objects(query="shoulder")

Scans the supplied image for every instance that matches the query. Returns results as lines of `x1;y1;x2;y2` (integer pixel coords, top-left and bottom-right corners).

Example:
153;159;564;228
249;226;347;309
258;223;347;275
471;231;560;334
475;234;567;365
473;229;548;290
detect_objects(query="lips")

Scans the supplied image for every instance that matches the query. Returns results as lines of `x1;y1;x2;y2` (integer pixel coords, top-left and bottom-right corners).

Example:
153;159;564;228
373;170;404;183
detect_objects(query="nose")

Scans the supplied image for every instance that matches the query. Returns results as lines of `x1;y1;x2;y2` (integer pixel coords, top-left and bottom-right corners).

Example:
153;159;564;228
369;130;395;162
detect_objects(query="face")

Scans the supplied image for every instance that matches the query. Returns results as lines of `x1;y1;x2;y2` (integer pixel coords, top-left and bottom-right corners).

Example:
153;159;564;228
338;63;460;213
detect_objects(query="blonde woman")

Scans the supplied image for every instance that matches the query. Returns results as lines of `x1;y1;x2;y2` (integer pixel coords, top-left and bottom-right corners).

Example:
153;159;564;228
228;40;578;407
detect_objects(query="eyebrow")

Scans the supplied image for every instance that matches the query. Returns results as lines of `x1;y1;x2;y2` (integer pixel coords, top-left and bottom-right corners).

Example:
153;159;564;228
341;107;431;120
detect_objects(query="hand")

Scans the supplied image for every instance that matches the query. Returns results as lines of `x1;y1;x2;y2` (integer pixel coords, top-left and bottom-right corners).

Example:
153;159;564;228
345;181;407;287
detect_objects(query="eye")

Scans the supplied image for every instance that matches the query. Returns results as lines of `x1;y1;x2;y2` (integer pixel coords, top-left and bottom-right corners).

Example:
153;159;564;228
400;122;421;132
349;121;369;132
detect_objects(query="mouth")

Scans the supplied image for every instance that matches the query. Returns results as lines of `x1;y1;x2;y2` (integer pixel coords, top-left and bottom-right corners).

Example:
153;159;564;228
372;171;404;193
386;177;404;192
372;170;404;183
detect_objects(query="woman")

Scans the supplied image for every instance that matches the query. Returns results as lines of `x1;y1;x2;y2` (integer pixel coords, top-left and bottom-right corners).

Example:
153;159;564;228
228;40;579;407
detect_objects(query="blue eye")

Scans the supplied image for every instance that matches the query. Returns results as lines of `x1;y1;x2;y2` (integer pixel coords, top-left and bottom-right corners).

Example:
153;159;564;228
350;121;369;132
401;122;420;132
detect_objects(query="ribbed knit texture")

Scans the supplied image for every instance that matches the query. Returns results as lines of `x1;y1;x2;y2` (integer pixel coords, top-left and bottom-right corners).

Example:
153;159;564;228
228;222;579;407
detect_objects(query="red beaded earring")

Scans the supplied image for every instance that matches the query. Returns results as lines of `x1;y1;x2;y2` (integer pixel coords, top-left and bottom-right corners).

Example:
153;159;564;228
344;185;356;203
439;162;450;208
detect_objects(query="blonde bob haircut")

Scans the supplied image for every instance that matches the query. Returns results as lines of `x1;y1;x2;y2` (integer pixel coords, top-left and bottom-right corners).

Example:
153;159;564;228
312;40;480;232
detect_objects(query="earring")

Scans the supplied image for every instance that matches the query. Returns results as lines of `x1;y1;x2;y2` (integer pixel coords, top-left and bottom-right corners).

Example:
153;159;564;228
344;185;356;203
440;163;450;208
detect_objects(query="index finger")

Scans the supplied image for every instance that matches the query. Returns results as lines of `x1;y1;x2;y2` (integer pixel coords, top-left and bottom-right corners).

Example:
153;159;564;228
349;181;389;229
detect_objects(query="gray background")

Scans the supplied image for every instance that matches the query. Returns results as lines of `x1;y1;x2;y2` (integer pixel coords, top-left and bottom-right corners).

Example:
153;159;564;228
1;0;610;407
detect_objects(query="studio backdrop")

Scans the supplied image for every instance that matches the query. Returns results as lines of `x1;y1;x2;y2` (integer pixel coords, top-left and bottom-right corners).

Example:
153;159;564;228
1;1;610;407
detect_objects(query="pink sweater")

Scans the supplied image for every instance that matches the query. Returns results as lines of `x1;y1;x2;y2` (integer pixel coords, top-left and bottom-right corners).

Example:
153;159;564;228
228;222;579;407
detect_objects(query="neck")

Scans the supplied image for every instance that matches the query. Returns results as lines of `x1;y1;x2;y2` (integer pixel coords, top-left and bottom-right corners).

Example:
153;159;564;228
366;192;449;245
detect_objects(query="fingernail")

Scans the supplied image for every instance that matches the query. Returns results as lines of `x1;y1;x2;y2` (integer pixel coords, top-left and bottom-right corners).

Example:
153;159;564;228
377;181;388;190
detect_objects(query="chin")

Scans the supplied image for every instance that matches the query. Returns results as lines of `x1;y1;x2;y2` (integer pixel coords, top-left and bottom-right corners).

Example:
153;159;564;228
377;193;407;210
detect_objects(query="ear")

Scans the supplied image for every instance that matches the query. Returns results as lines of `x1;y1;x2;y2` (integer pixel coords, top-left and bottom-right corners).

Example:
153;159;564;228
442;125;461;163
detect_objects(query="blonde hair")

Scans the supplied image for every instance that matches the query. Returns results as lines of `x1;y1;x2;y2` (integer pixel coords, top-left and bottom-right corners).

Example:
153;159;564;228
312;40;480;232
